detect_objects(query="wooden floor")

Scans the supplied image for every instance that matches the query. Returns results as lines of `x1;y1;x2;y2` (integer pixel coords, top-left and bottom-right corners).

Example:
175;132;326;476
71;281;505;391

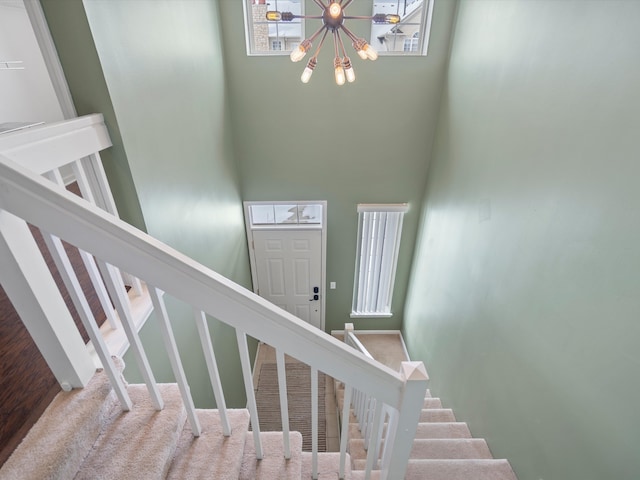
0;183;107;467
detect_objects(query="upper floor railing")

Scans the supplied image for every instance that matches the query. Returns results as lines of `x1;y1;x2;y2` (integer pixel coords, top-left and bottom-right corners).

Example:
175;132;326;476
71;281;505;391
0;115;427;480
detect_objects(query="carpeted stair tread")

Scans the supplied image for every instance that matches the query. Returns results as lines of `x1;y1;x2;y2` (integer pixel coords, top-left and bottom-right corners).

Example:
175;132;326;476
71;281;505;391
301;452;352;479
409;438;493;459
0;362;121;480
239;431;303;480
405;459;517;480
75;383;186;480
414;422;472;439
167;409;250;480
350;470;381;480
423;397;443;408
420;408;456;422
350;438;492;469
351;459;516;480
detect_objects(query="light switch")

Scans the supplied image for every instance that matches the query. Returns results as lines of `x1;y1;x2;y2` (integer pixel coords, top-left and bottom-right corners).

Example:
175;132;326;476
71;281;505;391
330;282;336;289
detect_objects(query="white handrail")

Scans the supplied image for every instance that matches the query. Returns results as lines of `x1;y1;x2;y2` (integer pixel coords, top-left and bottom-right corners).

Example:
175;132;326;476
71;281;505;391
0;155;406;406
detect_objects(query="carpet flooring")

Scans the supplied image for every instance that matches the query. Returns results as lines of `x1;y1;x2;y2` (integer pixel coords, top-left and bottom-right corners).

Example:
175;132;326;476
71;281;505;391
254;363;326;452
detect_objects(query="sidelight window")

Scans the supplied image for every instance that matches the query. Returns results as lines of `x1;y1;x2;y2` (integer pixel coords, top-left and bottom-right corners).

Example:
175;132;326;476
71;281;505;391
351;204;408;318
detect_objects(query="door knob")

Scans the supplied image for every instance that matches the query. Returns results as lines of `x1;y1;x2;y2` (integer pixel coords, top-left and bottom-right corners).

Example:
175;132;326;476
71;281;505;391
309;294;319;301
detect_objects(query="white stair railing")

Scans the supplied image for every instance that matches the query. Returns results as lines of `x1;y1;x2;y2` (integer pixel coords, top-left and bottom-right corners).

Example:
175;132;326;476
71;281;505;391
0;116;428;480
344;323;429;476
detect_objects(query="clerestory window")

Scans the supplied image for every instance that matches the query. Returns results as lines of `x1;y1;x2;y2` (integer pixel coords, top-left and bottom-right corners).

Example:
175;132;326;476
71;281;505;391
243;0;304;55
243;0;434;57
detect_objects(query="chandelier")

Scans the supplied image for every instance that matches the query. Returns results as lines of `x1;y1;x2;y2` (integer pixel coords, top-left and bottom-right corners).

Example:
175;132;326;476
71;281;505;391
266;1;400;85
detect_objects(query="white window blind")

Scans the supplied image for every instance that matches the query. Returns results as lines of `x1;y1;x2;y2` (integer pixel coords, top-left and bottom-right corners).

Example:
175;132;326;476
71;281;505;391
352;204;408;317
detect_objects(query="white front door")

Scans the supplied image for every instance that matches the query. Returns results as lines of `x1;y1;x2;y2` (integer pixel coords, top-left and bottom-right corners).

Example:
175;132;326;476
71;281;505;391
252;229;322;329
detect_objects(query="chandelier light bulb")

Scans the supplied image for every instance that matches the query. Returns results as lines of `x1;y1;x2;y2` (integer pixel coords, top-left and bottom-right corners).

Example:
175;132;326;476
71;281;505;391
328;3;342;19
352;38;369;60
364;43;378;61
343;57;356;83
334;57;346;86
265;11;282;21
386;14;401;24
301;57;317;84
290;39;312;62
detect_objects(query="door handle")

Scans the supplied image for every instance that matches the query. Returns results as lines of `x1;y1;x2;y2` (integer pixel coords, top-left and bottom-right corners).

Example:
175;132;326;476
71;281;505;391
309;294;319;301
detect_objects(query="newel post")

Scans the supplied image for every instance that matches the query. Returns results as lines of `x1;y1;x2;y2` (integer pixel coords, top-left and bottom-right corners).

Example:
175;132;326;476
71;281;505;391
344;322;354;343
380;361;429;480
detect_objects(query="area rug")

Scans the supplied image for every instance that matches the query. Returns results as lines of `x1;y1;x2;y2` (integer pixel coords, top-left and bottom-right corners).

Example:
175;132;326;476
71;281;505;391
254;363;326;452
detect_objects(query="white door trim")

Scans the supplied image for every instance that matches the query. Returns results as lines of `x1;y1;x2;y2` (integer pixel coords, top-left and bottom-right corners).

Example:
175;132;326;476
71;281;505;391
23;0;77;119
244;201;327;331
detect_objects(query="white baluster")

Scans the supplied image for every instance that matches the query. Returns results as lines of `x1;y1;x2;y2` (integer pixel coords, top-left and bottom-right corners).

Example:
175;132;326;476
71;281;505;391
364;399;384;478
237;330;263;459
380;407;398;474
150;287;201;435
373;405;388;469
41;228;131;411
98;259;163;410
359;393;369;434
72;159;143;296
364;394;376;447
339;385;353;480
275;348;291;459
194;310;231;436
44;169;118;329
311;367;319;480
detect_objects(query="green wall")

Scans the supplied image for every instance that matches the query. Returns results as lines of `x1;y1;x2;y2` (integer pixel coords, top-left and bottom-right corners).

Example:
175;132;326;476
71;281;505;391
217;0;457;333
46;0;254;408
41;0;146;230
403;1;640;479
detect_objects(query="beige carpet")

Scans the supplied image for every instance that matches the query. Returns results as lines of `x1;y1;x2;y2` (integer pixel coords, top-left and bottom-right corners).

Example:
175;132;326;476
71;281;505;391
239;431;303;480
75;383;186;480
167;409;250;480
254;363;326;452
0;364;117;480
355;333;408;372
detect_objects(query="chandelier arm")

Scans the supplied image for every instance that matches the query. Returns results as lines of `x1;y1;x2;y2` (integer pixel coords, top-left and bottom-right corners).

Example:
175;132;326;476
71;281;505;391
343;16;376;20
340;24;360;43
308;23;329;44
311;27;331;60
333;30;341;59
336;27;349;58
341;0;356;9
266;12;323;22
312;0;327;10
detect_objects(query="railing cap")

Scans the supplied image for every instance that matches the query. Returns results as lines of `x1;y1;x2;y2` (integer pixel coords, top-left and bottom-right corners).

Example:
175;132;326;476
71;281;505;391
400;361;429;382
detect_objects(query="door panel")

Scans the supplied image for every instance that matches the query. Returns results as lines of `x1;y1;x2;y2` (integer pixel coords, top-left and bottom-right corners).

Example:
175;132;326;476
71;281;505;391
253;229;322;328
266;258;286;296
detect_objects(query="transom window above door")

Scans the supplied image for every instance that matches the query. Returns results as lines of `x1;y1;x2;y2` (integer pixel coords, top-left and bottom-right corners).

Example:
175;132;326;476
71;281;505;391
246;202;324;227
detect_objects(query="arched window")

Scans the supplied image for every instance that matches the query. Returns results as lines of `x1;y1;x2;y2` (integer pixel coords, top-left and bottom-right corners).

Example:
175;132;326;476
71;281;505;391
403;31;420;52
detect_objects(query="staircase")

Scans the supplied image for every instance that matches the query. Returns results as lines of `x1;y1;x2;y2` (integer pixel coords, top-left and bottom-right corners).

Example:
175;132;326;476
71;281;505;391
0;360;352;480
0;116;516;480
335;334;518;480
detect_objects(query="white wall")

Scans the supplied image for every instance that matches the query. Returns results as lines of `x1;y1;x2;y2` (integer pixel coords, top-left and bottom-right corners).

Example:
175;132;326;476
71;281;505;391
0;0;63;125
